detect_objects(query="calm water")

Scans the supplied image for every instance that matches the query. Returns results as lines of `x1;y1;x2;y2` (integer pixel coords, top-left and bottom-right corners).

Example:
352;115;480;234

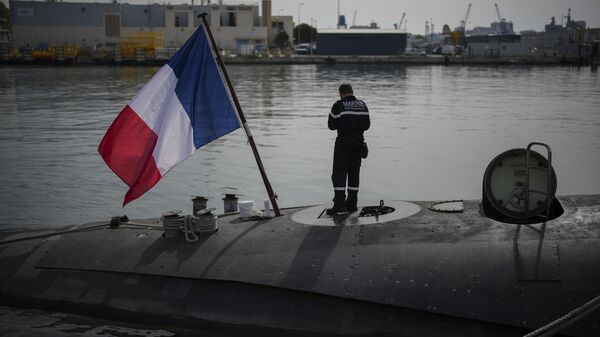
0;64;599;228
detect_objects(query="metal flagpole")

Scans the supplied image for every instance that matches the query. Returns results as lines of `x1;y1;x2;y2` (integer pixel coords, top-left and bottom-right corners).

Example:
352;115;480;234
199;13;282;217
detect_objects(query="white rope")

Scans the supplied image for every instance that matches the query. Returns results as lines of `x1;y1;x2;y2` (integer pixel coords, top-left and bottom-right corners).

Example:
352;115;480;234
161;210;219;242
183;215;199;243
190;213;219;232
162;214;183;238
523;295;600;337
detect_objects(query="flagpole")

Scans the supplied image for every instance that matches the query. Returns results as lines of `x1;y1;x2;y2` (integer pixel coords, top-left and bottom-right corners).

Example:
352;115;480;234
199;13;282;217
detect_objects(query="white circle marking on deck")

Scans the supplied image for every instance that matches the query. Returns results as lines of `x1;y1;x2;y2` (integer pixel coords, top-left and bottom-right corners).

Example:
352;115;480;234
291;200;421;226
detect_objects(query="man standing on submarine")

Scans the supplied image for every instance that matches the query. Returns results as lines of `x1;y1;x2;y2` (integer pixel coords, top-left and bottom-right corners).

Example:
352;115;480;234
326;83;370;215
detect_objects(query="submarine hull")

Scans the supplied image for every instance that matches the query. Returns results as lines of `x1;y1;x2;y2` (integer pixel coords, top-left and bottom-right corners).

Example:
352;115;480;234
1;195;599;336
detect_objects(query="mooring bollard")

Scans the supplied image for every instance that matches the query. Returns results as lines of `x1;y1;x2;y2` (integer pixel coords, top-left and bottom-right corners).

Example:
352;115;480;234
192;196;208;215
223;194;239;213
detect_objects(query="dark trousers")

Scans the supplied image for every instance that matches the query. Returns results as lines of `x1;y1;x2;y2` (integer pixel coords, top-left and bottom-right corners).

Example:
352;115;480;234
331;137;361;198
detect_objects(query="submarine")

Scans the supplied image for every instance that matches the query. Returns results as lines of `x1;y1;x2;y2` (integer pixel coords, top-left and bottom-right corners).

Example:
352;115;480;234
1;143;599;336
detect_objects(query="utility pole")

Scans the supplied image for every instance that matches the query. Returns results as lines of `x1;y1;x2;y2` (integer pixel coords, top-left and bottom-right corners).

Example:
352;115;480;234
297;2;304;45
337;0;340;29
310;18;315;54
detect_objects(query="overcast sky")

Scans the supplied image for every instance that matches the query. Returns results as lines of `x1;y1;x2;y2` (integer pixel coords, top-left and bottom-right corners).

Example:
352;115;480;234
3;0;599;33
274;0;599;32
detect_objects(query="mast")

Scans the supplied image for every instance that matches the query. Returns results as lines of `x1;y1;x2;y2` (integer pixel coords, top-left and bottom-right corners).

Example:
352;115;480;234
199;13;282;216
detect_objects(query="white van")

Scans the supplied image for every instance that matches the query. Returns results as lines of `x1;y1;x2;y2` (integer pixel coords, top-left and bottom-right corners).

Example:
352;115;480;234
404;48;425;56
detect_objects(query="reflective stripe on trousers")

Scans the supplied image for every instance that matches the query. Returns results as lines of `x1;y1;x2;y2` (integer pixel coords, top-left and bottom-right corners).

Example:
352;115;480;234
332;137;361;193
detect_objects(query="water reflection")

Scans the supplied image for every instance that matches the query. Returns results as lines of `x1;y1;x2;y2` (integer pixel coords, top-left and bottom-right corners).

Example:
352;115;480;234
0;65;599;227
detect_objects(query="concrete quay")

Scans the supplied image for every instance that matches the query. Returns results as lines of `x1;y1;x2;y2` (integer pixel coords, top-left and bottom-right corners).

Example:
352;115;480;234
0;54;592;66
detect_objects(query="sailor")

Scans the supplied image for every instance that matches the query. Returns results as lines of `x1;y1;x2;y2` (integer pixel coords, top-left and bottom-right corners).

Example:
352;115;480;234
327;83;370;215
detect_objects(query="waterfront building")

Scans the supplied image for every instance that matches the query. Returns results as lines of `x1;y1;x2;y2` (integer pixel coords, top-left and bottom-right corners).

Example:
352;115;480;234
211;3;266;55
260;0;271;47
465;34;527;58
315;29;407;56
268;15;293;48
8;0;268;57
0;3;12;60
467;21;514;36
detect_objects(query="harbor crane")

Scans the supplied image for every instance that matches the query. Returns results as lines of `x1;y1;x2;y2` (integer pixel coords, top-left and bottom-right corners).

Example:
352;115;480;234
494;3;511;34
494;3;503;23
451;3;471;47
398;12;406;31
459;3;471;33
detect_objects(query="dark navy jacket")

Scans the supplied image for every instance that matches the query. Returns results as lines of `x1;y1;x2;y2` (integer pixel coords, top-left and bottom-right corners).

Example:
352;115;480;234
328;95;370;142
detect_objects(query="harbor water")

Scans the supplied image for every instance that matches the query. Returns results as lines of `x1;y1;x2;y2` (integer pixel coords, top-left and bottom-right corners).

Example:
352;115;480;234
0;65;599;228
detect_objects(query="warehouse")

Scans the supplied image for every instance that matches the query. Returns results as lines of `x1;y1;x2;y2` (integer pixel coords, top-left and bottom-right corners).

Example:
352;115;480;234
8;0;268;54
315;29;407;56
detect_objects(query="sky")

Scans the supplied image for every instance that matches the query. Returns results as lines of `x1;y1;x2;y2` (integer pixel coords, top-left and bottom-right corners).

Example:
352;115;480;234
2;0;600;33
270;0;600;32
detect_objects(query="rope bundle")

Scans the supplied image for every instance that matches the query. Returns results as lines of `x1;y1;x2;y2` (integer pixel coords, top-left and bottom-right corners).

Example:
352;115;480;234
161;209;218;243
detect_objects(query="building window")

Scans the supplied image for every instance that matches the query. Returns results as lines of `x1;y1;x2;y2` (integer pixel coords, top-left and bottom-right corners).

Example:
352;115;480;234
272;21;284;32
174;12;188;27
16;8;34;16
220;12;237;27
104;13;121;37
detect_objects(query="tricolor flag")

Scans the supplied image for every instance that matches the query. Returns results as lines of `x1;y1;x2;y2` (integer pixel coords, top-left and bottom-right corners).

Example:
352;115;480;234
98;25;240;205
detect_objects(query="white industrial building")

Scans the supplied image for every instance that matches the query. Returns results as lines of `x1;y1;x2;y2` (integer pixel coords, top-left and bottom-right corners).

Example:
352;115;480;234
8;0;293;56
464;14;594;59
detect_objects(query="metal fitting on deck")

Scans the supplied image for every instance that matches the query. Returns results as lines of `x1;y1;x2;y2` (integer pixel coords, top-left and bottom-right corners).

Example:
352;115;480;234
222;194;239;213
192;196;208;215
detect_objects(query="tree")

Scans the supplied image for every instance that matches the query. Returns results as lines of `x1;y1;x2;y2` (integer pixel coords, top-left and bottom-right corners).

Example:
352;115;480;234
273;31;290;49
0;3;9;20
293;23;317;45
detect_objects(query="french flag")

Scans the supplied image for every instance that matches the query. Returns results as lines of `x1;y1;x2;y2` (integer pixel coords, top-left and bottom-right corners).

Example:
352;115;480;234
98;26;240;205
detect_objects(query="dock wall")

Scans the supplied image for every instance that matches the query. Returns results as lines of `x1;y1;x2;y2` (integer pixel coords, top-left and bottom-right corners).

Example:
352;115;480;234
0;54;593;66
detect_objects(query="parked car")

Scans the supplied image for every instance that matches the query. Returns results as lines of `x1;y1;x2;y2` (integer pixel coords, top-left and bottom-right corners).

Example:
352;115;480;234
404;48;426;56
294;43;313;55
441;45;457;56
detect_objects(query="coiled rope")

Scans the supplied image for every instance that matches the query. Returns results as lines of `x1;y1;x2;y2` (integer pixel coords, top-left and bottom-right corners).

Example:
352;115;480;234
162;209;218;243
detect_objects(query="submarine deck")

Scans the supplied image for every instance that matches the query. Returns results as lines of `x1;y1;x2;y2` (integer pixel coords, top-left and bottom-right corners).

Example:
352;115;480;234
1;195;599;336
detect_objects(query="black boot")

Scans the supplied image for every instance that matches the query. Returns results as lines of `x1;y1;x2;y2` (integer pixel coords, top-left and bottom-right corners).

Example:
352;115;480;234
326;191;348;215
346;190;358;212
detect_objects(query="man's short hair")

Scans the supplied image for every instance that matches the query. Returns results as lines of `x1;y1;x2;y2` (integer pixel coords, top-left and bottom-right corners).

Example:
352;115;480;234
339;83;353;95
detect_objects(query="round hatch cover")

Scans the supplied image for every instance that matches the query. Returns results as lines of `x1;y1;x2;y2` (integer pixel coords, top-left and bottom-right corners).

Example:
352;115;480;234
291;200;421;226
483;148;557;219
